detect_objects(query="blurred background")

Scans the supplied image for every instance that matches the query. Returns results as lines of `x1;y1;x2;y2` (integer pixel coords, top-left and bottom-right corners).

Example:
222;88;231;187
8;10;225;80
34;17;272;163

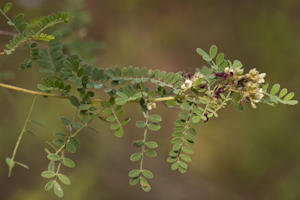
0;0;300;199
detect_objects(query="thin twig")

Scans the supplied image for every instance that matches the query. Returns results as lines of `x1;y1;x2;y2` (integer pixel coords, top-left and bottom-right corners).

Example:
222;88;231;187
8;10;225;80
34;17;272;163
0;30;17;37
8;95;38;177
139;110;149;171
55;107;105;155
0;82;71;100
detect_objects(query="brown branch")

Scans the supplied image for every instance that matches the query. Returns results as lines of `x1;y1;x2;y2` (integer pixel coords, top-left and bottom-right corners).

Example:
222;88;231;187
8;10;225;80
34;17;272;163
0;30;17;37
0;82;73;100
0;82;193;103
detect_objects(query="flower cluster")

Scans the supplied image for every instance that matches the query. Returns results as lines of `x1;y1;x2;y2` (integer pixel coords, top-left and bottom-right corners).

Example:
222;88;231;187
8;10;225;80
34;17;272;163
243;68;266;108
215;67;244;85
216;66;266;108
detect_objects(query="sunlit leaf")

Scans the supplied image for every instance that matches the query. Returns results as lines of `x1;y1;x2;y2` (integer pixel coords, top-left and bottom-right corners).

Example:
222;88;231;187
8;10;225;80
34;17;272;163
209;45;217;59
270;84;280;95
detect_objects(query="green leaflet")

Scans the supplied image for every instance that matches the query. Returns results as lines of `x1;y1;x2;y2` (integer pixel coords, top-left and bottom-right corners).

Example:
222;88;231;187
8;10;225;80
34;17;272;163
58;174;71;185
14;161;29;169
72;122;84;129
171;162;178;170
3;3;13;13
144;149;157;157
47;154;61;161
41;171;56;178
284;92;294;101
157;71;166;80
164;72;174;83
115;98;128;105
270;84;280;95
54;181;64;198
180;154;192;162
216;53;225;65
45;180;55;191
145;141;158;148
128;169;140;178
147;123;161;131
133;67;140;77
136;121;146;128
60;117;71;125
209;45;218;59
148;114;162;122
130;153;142;161
140;67;147;77
133;140;144;147
182;147;194;154
63;158;75;168
142;170;153;179
129;177;139;186
196;48;208;57
66;143;76;153
115;127;124;137
70;137;80;147
31;119;46;128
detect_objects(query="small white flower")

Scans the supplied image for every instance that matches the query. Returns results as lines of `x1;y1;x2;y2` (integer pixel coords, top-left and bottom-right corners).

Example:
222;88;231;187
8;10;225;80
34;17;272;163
234;67;244;75
259;73;266;79
147;103;156;110
192;72;204;81
250;73;266;84
249;68;259;76
256;73;266;84
253;88;264;103
181;80;193;89
224;67;233;74
257;78;265;84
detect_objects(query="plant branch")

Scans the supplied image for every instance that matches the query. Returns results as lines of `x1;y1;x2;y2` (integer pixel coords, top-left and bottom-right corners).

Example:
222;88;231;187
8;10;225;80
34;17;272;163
213;90;232;113
0;30;17;37
176;99;195;159
0;82;70;99
55;107;105;155
0;9;20;33
8;95;38;177
0;82;209;103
